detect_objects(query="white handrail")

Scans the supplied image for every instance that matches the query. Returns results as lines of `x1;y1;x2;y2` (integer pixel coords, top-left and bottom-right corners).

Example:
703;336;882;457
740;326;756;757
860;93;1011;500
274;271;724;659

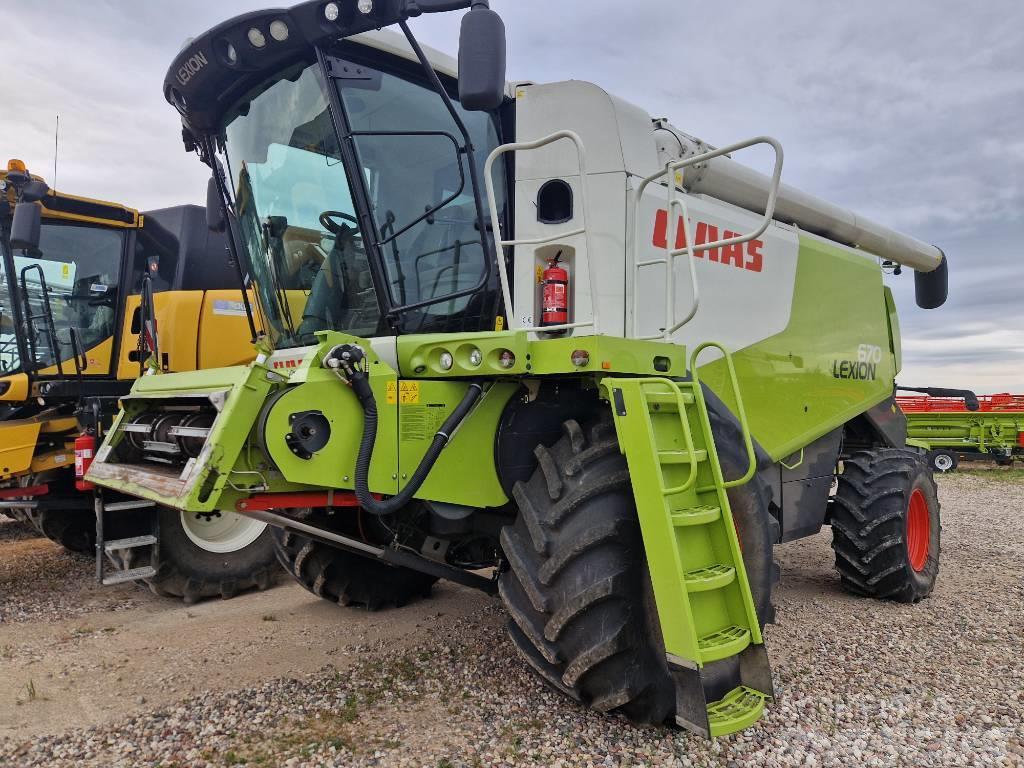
632;136;784;340
484;130;598;334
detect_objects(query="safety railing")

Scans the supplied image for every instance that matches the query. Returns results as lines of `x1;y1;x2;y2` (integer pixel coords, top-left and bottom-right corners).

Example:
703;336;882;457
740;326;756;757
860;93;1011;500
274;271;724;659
632;136;784;340
484;130;599;334
691;342;756;491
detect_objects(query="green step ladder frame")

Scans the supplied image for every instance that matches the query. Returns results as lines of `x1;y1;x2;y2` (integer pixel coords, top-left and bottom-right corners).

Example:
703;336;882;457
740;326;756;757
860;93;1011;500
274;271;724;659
602;342;773;737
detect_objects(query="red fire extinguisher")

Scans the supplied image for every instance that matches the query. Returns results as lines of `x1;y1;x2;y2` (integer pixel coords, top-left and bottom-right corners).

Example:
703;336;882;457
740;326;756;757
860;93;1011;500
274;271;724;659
541;251;569;329
75;432;96;492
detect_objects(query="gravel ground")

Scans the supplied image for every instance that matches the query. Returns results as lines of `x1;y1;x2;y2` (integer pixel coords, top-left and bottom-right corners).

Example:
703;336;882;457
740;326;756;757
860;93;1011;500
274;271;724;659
0;514;143;624
1;473;1022;767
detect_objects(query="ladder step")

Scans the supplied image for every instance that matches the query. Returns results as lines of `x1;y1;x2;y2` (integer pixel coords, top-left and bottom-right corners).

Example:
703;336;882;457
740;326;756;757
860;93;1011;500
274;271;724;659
698;625;751;663
104;535;157;552
706;686;769;738
684;563;736;592
670;505;721;527
644;391;695;410
658;449;707;465
102;565;157;586
103;500;157;512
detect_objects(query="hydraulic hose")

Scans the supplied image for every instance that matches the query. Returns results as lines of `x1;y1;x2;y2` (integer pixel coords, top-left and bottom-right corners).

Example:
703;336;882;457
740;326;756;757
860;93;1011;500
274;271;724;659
325;344;483;516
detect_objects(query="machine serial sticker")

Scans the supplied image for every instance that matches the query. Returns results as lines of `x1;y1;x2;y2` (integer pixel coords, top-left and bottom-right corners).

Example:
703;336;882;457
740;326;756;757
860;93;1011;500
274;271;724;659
212;299;248;317
399;381;420;404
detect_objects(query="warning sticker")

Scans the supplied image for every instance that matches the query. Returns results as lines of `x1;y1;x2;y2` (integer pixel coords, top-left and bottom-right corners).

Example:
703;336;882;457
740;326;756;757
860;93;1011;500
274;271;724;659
398;381;420;404
386;381;398;405
400;404;448;442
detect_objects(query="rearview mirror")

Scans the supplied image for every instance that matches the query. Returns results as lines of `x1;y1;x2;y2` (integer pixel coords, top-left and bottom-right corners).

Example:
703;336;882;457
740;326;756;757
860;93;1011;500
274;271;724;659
207;176;226;233
10;202;41;251
20;179;50;203
458;5;506;110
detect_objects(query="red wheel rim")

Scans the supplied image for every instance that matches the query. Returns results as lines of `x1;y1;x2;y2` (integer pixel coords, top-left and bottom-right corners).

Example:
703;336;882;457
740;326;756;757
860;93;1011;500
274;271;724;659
906;488;930;572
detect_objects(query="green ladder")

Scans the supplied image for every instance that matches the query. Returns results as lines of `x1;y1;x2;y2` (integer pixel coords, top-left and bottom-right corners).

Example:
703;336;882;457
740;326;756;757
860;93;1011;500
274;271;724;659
603;342;773;737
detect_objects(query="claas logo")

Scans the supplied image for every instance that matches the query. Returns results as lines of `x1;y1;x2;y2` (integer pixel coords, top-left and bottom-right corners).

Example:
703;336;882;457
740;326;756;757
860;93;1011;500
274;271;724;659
653;210;764;273
272;358;303;370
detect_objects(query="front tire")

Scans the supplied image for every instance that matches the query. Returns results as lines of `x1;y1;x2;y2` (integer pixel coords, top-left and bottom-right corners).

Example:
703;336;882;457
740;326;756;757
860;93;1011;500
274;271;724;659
112;506;279;603
498;415;778;725
831;448;940;602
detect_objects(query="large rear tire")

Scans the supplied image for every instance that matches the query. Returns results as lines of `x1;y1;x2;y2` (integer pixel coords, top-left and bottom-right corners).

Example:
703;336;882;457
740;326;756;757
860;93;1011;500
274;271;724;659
272;524;437;610
831;448;940;602
498;414;778;725
270;508;437;609
112;506;279;603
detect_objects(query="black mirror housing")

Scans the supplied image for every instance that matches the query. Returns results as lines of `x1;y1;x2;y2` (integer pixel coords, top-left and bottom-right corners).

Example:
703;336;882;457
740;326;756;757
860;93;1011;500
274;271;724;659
10;202;42;251
458;6;506;111
206;176;226;233
20;179;50;203
914;251;948;309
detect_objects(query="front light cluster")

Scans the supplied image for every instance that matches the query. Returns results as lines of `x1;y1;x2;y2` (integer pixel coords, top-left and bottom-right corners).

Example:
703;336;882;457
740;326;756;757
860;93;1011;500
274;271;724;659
221;17;290;64
427;346;517;373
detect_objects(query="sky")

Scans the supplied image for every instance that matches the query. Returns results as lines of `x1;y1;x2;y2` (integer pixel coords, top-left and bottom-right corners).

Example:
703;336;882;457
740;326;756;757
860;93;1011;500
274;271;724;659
2;0;1022;391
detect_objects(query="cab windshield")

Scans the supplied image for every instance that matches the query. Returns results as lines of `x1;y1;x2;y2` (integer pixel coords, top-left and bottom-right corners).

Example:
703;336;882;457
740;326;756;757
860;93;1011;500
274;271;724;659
1;222;123;373
219;50;504;349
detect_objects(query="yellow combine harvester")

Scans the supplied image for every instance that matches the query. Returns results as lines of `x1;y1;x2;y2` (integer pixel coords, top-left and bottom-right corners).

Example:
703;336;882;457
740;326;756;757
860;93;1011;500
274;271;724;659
0;159;278;601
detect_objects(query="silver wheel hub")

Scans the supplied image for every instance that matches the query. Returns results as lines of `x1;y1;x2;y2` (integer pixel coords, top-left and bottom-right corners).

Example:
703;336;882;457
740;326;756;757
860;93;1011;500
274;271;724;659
933;454;954;472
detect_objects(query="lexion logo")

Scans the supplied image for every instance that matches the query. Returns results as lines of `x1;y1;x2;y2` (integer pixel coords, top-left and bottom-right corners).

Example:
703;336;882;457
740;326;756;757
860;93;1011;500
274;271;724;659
176;51;209;87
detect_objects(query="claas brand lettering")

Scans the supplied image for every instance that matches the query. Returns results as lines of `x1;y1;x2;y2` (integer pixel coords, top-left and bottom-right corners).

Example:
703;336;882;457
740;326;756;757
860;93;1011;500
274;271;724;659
0;159;278;602
86;0;951;739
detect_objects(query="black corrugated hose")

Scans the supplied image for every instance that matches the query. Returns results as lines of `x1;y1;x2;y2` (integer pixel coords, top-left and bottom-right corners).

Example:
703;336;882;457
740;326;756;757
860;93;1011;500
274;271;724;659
328;345;482;516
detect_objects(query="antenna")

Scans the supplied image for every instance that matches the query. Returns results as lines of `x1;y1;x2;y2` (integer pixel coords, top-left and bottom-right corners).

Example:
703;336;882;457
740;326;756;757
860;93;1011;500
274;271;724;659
53;113;60;192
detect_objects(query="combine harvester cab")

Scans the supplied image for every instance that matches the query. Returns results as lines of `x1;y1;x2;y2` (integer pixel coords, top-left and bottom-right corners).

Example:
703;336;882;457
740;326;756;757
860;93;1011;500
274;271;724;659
87;0;949;736
0;161;278;602
898;391;1024;471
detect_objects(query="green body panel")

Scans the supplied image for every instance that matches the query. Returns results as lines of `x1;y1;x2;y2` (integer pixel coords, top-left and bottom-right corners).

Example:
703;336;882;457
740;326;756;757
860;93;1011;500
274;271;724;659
904;411;1024;456
399;381;517;507
697;235;895;462
396;332;687;379
883;286;902;373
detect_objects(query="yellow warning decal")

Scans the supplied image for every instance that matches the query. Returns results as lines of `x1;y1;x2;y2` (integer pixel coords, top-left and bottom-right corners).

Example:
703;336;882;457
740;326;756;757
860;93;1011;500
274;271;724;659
386;381;398;405
399;380;420;404
495;316;505;331
535;265;544;284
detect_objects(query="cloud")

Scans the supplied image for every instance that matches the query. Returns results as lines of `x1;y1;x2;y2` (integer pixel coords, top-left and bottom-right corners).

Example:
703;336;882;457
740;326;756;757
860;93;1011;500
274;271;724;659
2;0;1022;390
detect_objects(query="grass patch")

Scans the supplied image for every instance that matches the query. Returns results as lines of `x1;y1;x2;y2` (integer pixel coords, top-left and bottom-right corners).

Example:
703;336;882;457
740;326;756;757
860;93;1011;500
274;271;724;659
957;467;1024;482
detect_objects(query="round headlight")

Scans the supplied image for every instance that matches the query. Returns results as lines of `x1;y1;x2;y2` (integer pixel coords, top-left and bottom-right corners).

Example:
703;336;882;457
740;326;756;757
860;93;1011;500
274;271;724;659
439;351;454;371
225;43;238;64
247;27;267;48
468;348;483;367
498;350;516;369
324;2;340;21
358;0;374;13
269;20;289;41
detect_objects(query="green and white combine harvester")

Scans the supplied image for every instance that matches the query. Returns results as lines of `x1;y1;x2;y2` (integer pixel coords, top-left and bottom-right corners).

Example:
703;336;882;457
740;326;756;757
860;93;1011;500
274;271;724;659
87;1;951;736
